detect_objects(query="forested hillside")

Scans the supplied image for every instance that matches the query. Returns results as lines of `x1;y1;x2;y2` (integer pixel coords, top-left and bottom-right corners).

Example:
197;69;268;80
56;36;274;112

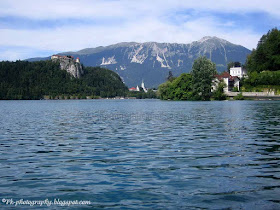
243;28;280;91
0;60;128;99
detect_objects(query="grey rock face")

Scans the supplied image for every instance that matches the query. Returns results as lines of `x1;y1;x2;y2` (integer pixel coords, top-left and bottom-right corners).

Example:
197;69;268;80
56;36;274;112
52;56;83;78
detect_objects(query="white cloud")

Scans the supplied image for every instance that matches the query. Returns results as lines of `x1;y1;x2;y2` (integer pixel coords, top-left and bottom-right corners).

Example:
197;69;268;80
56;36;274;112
0;0;279;60
170;0;280;18
0;16;260;52
1;0;280;19
1;50;25;61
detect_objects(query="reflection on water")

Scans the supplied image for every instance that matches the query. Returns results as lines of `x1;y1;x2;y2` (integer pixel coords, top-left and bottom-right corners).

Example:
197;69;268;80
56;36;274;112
0;100;280;209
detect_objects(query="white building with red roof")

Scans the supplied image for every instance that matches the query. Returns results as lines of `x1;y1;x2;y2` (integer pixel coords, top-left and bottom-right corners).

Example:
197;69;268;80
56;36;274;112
212;72;240;93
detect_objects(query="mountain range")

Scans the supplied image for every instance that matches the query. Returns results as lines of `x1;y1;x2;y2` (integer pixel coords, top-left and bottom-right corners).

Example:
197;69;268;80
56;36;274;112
28;36;251;88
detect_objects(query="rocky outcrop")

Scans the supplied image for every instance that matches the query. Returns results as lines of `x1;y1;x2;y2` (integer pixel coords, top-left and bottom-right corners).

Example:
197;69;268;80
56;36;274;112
51;55;83;78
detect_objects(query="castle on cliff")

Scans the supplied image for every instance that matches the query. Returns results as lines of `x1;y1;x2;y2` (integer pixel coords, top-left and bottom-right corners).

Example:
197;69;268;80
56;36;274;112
51;55;83;78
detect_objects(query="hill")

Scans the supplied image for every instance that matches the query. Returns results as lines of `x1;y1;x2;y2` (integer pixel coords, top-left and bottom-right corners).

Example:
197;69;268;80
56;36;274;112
0;60;127;99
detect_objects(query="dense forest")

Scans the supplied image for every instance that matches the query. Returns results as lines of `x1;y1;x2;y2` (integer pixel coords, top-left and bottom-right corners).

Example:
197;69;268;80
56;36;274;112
243;28;280;89
0;60;128;99
246;28;280;73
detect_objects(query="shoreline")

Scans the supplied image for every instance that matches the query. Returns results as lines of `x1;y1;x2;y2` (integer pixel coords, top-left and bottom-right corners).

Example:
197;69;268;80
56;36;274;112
1;97;280;101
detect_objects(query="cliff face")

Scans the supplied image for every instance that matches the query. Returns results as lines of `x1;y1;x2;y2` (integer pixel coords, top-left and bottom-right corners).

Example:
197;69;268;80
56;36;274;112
52;56;83;78
59;58;83;78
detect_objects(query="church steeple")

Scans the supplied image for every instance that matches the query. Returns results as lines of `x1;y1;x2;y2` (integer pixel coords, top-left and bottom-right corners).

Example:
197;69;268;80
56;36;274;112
141;79;147;93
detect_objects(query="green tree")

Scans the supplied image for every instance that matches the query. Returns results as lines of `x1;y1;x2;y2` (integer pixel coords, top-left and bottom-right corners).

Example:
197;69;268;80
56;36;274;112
167;71;174;82
212;82;227;100
245;28;280;73
243;28;280;89
158;73;193;100
158;81;172;100
191;56;217;100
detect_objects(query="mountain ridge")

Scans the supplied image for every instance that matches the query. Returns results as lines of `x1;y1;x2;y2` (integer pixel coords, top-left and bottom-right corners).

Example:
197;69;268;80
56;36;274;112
27;37;251;87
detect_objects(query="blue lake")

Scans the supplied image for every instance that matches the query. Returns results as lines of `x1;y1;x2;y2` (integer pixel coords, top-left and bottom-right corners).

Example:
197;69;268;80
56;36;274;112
0;99;280;209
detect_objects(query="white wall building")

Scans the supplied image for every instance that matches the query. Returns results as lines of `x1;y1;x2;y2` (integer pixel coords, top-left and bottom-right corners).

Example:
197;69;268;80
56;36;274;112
212;72;240;93
230;67;247;78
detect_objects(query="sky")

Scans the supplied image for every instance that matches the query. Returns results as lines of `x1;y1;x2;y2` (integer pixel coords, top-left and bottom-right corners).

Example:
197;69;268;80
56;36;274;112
0;0;280;61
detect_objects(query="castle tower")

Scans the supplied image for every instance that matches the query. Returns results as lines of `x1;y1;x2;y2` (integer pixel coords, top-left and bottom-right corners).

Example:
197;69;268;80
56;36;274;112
76;57;80;63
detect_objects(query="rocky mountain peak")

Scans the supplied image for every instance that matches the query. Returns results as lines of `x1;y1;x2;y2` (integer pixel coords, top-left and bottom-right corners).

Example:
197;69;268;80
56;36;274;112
197;36;228;44
28;37;251;88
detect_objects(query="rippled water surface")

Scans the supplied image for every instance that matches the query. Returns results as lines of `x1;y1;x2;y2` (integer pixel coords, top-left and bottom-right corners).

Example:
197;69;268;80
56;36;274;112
0;100;280;209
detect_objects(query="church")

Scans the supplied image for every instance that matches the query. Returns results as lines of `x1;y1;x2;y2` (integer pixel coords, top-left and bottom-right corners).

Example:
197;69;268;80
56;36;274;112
129;80;148;93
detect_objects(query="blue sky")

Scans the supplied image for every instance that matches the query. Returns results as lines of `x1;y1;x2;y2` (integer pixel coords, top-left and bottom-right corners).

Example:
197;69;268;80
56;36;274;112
0;0;280;61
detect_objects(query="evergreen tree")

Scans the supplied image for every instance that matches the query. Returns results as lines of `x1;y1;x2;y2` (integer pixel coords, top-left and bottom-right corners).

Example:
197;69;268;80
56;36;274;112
167;71;174;82
245;28;280;73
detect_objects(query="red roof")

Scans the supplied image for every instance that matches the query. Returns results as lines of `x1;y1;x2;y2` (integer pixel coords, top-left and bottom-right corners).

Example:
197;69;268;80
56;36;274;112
215;72;239;81
129;87;136;90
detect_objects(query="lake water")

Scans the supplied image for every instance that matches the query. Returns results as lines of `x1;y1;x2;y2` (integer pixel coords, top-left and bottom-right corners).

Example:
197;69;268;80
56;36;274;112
0;99;280;209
